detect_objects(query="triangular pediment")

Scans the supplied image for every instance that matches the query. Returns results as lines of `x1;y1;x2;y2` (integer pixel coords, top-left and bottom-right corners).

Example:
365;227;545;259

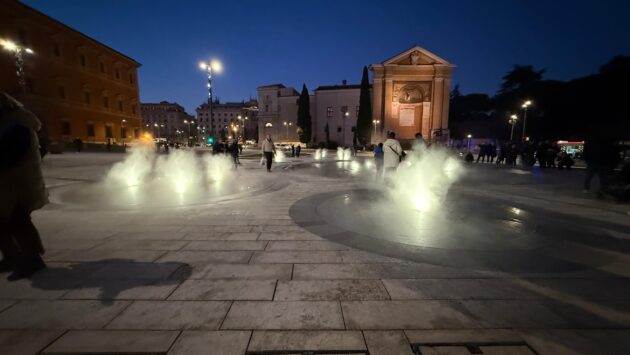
383;45;451;66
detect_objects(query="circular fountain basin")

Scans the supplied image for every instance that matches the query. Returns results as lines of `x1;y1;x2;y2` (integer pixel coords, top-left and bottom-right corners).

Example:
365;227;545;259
290;188;619;273
52;174;285;210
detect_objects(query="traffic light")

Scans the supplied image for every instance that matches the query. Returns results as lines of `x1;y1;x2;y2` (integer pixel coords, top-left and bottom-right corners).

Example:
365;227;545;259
207;137;215;144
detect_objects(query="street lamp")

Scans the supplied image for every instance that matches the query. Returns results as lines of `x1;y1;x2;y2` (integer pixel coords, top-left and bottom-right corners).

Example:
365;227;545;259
121;119;127;145
183;120;192;146
1;38;34;91
199;59;222;138
154;123;163;139
509;114;518;141
521;100;532;141
343;111;350;144
283;121;292;141
372;119;380;137
467;134;472;152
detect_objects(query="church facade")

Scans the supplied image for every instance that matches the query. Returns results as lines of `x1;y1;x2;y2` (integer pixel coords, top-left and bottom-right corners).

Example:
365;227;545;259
371;45;454;143
257;45;454;146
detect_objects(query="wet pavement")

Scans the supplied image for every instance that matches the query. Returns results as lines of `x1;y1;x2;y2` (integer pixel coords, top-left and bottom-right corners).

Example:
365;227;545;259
0;150;629;354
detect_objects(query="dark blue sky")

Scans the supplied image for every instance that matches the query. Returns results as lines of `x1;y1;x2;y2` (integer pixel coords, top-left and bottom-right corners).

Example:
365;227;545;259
24;0;630;114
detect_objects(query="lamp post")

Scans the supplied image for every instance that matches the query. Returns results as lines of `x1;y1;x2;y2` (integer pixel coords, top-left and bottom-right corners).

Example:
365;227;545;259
1;38;34;92
521;100;532;141
372;119;380;137
199;59;222;138
509;114;518;141
467;134;472;152
183;120;192;146
154;123;163;139
121;119;127;145
342;111;349;147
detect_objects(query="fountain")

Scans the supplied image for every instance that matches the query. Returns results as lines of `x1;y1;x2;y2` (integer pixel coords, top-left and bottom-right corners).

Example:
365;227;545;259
336;147;352;161
275;149;287;162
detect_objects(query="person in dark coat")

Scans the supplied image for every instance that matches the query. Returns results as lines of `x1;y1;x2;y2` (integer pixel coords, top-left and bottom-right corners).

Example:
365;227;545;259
295;144;301;158
0;92;48;280
230;139;240;167
583;137;620;197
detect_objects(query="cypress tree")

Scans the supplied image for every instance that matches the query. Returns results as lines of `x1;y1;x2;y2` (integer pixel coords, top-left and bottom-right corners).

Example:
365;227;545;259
356;66;373;145
296;84;312;144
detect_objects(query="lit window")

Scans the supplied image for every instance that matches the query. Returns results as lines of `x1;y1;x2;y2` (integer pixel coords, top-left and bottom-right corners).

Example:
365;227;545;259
326;106;333;118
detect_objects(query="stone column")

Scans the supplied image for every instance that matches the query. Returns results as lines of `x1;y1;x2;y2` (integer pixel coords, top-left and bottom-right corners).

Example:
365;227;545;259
432;77;445;140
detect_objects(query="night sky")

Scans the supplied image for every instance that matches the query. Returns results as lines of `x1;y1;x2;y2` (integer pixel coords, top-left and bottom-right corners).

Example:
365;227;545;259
22;0;630;114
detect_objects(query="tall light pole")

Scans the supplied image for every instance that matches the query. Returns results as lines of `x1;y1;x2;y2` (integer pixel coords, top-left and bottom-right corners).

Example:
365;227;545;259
183;120;192;146
199;59;222;138
121;119;127;145
509;114;518;141
154;123;163;139
467;134;472;152
1;38;34;92
372;119;380;137
521;100;532;141
342;111;349;147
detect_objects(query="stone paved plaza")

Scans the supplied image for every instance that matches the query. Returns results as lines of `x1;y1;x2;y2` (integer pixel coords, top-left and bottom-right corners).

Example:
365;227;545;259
1;150;630;354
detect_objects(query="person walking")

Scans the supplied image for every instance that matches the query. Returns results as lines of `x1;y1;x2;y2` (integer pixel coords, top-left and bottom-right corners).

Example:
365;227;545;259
0;92;48;280
583;137;619;198
295;144;301;158
261;134;276;172
374;142;384;180
291;144;295;157
383;131;403;176
230;139;240;168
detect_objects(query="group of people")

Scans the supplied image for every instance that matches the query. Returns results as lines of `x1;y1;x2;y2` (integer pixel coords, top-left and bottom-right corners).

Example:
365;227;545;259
470;141;575;169
373;132;424;178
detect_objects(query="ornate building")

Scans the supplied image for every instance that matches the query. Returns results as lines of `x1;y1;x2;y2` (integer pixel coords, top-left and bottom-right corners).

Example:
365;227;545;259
256;45;453;146
0;1;141;145
371;45;454;143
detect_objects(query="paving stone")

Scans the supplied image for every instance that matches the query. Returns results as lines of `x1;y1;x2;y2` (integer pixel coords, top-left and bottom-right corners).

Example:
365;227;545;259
168;330;251;355
461;300;574;328
340;251;405;263
248;330;366;351
42;330;178;354
63;279;182;300
274;280;390;301
211;226;253;233
380;263;484;278
222;301;344;330
93;239;188;251
45;238;105;250
0;330;64;355
0;277;80;300
45;229;116;240
45;249;165;263
169;280;276;300
109;231;187;240
479;345;536;355
0;300;129;329
184;240;268;251
88;261;184;279
251;251;342;263
419;346;471;355
0;301;16;313
190;264;293;280
258;232;324;241
266;241;350;251
382;279;536;300
405;329;523;344
184;232;260;240
341;300;479;329
519;329;630;355
363;330;414;355
107;300;231;330
115;225;183;233
158;250;252;265
293;264;386;279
